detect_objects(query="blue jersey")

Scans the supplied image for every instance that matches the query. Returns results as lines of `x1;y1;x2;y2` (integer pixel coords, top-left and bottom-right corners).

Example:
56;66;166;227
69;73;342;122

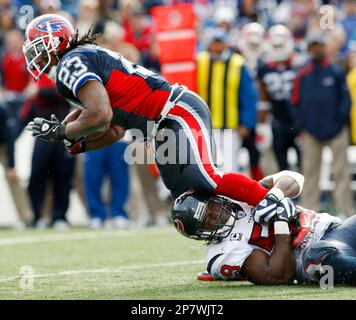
257;61;297;125
55;44;172;136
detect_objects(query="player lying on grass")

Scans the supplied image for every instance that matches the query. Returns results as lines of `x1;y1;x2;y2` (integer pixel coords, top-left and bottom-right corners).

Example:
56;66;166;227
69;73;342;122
171;170;356;286
24;14;271;209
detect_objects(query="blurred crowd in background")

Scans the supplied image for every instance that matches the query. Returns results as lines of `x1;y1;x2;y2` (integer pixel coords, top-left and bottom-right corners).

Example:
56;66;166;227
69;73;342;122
0;0;355;230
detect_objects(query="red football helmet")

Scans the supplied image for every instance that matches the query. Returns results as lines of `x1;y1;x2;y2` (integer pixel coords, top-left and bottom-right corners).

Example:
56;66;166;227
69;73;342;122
23;14;75;79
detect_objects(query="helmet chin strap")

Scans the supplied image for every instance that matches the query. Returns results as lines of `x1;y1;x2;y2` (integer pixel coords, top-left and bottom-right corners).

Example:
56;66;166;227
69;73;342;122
47;52;59;81
44;50;60;81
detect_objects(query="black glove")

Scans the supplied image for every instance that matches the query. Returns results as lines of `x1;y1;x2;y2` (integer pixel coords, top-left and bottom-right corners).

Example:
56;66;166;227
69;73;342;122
274;198;298;224
26;114;66;142
63;138;86;155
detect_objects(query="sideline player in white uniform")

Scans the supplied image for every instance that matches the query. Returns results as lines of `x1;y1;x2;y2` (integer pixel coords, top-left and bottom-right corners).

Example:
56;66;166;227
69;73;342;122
171;171;355;285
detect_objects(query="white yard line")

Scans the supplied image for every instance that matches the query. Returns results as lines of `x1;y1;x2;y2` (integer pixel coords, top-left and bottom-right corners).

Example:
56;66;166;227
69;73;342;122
0;228;173;246
0;260;205;283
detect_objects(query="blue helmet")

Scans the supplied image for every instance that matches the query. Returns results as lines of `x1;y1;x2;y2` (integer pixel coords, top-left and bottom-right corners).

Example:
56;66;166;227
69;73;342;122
171;191;237;243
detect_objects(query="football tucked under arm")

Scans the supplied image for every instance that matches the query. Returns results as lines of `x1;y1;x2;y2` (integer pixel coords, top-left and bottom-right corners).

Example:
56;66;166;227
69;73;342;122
85;124;125;151
62;108;110;141
84;125;110;141
62;80;113;140
62;108;125;153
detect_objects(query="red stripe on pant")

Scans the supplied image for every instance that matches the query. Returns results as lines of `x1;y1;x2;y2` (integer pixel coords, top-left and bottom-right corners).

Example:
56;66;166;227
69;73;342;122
168;105;222;187
168;105;269;206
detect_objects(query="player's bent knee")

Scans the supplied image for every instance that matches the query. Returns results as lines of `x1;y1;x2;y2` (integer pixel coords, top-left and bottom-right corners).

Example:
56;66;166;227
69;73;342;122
182;166;216;195
302;240;341;280
304;240;341;264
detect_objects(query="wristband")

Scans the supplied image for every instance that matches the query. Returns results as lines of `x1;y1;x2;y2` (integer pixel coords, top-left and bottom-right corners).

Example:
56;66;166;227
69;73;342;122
267;187;284;202
270;171;305;197
69;141;86;155
274;221;290;235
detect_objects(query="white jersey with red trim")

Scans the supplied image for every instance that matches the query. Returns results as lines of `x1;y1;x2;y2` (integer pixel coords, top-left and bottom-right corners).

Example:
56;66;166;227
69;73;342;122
205;201;341;283
206;201;273;280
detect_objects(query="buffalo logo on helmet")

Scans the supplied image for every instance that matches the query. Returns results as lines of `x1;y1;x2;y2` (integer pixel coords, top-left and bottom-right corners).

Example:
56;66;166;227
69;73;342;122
174;219;188;237
35;17;68;33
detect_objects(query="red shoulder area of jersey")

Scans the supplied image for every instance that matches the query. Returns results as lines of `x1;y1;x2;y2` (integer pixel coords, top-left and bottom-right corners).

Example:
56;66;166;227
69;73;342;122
104;70;170;120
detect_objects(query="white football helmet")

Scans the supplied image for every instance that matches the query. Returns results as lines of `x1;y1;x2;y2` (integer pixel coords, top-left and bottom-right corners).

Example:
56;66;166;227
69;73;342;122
266;24;294;62
239;22;265;59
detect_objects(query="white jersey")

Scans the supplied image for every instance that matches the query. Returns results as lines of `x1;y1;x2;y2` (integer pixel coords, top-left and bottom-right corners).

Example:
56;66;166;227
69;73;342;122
206;201;341;283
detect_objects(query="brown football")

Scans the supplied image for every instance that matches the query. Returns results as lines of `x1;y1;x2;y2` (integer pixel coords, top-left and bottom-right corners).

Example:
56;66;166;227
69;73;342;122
63;109;109;141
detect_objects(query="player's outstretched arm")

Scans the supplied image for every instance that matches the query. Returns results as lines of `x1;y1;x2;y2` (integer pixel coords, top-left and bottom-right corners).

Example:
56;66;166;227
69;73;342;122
64;80;113;140
241;221;295;285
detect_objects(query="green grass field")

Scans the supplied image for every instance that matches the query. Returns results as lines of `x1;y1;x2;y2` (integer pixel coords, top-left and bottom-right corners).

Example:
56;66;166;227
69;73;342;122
0;226;355;300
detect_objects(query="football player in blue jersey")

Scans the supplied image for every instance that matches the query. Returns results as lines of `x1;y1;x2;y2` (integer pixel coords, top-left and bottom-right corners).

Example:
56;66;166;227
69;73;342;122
24;14;277;209
257;25;301;171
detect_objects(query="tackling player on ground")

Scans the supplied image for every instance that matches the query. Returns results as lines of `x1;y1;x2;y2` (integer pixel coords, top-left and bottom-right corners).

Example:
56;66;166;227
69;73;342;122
24;14;274;208
171;171;356;286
